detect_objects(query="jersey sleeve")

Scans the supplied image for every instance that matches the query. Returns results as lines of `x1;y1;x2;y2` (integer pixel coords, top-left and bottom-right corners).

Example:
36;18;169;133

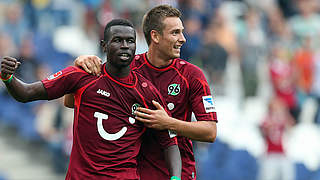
41;66;89;100
188;67;218;122
147;83;178;148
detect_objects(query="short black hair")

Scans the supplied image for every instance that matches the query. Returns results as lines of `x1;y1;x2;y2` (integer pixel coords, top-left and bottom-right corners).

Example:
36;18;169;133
104;19;135;41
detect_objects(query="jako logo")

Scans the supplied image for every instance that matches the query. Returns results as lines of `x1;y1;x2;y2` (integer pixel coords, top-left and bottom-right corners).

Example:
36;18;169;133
97;89;110;97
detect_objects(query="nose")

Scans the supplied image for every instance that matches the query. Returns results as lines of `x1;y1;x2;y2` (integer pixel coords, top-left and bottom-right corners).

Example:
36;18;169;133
179;33;186;44
121;40;129;48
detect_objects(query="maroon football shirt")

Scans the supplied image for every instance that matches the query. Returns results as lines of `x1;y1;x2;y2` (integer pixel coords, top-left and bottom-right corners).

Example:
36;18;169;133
41;64;177;180
132;53;217;180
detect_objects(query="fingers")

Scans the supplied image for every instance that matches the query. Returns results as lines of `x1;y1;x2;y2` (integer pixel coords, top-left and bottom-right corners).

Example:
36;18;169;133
152;100;164;110
2;56;18;65
92;56;102;76
134;116;153;128
1;56;19;76
87;56;101;76
74;55;93;74
15;61;21;69
81;62;92;74
74;56;81;66
74;55;102;76
2;65;16;72
136;107;154;114
85;56;96;75
134;116;149;123
134;110;153;119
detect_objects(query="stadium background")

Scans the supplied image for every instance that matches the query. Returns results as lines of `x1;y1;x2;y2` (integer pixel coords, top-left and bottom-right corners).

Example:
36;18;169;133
1;0;320;179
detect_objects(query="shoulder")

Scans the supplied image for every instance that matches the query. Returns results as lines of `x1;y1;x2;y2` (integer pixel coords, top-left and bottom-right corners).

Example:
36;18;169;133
130;53;145;69
44;66;95;84
135;71;153;86
135;72;159;93
62;66;89;75
173;58;204;76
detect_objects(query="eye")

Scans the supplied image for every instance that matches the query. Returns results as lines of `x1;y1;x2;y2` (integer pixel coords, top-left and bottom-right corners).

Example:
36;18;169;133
172;30;180;35
128;39;135;43
113;38;121;43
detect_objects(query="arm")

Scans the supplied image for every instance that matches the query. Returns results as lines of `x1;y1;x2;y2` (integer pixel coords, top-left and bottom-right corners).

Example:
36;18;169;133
64;93;75;108
164;145;181;179
1;56;48;102
135;100;217;142
167;118;216;143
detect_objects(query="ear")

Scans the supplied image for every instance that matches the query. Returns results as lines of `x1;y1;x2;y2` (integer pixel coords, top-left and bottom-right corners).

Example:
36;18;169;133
100;40;107;52
150;30;160;44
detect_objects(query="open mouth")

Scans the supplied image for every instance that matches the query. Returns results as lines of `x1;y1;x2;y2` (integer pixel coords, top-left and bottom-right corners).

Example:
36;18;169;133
174;45;182;50
119;53;131;61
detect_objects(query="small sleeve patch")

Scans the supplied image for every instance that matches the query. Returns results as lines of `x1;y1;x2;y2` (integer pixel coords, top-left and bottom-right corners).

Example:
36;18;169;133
202;95;216;113
47;71;62;80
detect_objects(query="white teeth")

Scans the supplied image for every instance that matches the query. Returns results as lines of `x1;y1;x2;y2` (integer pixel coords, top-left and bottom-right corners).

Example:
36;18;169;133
120;53;129;57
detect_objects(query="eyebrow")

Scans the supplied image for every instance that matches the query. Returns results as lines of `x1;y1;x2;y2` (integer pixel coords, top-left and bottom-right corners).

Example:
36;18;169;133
170;28;184;32
112;35;135;39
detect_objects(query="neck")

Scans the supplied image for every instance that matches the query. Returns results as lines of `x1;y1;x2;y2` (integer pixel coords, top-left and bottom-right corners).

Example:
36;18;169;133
105;63;130;78
147;46;173;68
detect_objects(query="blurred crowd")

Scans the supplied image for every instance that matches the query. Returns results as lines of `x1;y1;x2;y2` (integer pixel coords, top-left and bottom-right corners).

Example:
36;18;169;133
1;0;320;179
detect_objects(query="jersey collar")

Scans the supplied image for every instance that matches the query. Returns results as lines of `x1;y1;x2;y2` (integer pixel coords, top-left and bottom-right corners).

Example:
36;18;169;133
143;53;176;71
102;64;137;88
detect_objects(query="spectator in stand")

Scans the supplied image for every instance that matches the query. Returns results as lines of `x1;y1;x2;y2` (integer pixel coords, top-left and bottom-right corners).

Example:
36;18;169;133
258;96;296;180
15;35;39;83
288;0;320;49
1;2;29;46
293;37;314;96
269;44;300;122
180;16;202;61
237;6;267;98
198;8;237;95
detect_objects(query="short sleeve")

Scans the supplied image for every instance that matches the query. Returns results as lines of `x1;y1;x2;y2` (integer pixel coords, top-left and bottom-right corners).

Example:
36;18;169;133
188;67;217;122
41;66;89;100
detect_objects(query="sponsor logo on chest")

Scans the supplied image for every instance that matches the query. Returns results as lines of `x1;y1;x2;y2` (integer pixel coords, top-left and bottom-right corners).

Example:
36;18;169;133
97;89;110;97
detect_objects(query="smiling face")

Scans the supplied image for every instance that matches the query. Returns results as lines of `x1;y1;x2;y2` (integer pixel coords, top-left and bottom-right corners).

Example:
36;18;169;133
102;25;136;68
157;17;186;59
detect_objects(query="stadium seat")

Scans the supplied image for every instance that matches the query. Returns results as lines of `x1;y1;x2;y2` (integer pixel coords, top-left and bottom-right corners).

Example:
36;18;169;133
295;163;313;180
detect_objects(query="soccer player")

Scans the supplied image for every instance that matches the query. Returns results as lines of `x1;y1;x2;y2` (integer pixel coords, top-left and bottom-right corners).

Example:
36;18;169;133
67;5;217;180
0;19;181;180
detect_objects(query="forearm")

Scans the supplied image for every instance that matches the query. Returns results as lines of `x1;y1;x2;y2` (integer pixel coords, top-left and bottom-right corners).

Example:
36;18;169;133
4;76;47;102
167;119;217;142
164;145;181;178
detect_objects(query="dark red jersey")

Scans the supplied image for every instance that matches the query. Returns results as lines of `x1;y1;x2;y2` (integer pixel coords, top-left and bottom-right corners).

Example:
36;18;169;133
41;64;177;180
132;53;217;180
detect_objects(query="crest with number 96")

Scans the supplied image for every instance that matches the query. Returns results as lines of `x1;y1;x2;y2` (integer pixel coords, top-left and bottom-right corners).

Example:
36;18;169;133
131;103;141;114
168;84;180;96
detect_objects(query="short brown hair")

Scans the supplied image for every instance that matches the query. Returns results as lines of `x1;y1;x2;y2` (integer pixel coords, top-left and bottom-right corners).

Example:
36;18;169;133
142;4;181;45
